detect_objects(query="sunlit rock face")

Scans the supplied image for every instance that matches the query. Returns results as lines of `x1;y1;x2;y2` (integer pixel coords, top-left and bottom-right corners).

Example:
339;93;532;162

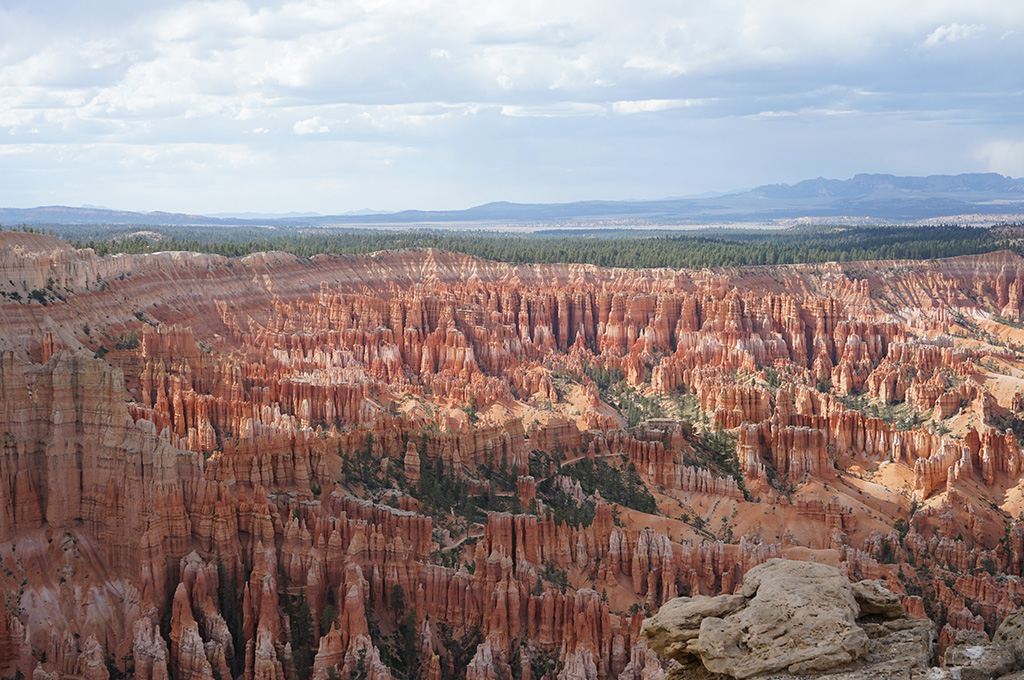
5;232;1024;678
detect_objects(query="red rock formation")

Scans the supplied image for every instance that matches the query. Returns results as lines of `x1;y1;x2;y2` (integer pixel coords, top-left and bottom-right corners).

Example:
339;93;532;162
5;234;1024;678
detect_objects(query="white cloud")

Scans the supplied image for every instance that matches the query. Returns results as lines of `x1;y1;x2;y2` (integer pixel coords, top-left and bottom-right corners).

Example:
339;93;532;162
0;0;1022;211
623;56;687;77
612;99;704;115
119;142;261;170
293;116;329;134
747;110;799;120
975;139;1024;177
924;22;985;46
746;106;860;121
500;102;606;118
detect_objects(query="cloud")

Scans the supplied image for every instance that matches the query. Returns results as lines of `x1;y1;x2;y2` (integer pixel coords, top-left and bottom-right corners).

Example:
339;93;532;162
0;0;1022;212
924;22;985;46
612;99;704;115
975;139;1024;177
747;110;799;120
293;116;330;135
500;102;606;118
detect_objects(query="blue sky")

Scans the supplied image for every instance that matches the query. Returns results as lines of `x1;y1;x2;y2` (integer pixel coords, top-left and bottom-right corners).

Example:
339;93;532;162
1;0;1022;214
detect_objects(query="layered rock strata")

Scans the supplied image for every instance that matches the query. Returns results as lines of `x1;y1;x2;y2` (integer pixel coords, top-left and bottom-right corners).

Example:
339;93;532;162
3;234;1024;677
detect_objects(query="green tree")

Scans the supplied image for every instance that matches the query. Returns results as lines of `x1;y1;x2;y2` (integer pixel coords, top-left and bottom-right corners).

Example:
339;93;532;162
391;583;406;616
216;554;246;677
289;590;315;680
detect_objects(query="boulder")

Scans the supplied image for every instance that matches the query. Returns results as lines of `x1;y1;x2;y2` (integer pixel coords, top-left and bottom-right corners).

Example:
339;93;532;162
944;630;1015;680
641;594;747;663
662;619;943;680
852;617;937;676
698;560;869;678
644;559;875;679
852;580;905;619
644;559;952;680
995;608;1024;670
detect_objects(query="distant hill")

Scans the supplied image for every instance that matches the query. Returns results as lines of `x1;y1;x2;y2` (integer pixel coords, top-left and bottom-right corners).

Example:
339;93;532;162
0;205;250;227
3;173;1023;227
750;173;1024;199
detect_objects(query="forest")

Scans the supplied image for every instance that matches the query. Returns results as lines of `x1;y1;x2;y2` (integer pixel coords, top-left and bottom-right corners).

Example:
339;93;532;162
8;222;1021;269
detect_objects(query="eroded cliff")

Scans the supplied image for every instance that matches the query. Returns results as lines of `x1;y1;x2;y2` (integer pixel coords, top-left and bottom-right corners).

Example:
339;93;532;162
4;233;1024;679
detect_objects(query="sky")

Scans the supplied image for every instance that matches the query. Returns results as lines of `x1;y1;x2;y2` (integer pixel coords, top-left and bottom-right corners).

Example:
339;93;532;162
0;0;1022;214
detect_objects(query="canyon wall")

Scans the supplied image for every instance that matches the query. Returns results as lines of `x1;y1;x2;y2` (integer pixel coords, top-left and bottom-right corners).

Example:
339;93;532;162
3;234;1024;678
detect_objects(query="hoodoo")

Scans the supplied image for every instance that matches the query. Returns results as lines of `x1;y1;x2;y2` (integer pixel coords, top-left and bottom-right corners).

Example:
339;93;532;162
5;233;1024;678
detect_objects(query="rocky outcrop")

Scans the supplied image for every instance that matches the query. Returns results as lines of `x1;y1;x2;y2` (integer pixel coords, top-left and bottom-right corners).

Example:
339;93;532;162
642;558;1024;680
644;559;875;678
8;235;1024;678
945;630;1015;680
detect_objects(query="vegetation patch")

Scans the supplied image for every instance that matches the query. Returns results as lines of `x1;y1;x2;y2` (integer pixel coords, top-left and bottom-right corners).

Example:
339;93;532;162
559;456;658;514
684;430;751;501
67;224;1018;268
840;395;928;431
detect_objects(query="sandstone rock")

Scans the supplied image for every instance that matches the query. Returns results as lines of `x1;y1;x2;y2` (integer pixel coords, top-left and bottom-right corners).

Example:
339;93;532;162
994;608;1024;669
645;560;863;677
78;635;111;680
643;560;928;679
696;559;868;678
705;618;939;680
996;673;1024;680
641;594;748;663
852;617;937;676
852;580;905;619
944;630;1015;680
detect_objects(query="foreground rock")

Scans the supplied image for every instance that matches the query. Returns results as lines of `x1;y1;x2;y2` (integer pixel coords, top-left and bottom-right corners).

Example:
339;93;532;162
701;560;869;678
996;609;1024;670
642;558;1024;680
944;630;1015;680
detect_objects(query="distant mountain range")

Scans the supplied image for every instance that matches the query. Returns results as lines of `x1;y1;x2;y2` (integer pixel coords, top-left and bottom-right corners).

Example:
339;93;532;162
3;173;1023;227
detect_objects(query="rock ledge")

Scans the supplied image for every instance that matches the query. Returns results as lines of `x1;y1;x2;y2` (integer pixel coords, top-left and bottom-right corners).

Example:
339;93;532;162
643;558;1024;680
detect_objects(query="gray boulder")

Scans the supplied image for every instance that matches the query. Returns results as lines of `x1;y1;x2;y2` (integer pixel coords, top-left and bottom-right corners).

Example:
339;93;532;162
853;579;905;619
644;559;877;679
640;594;747;664
944;630;1015;680
995;608;1024;671
643;558;955;680
697;559;869;678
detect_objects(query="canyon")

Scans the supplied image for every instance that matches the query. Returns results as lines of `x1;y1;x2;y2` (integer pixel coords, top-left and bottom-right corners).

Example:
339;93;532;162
4;231;1024;679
